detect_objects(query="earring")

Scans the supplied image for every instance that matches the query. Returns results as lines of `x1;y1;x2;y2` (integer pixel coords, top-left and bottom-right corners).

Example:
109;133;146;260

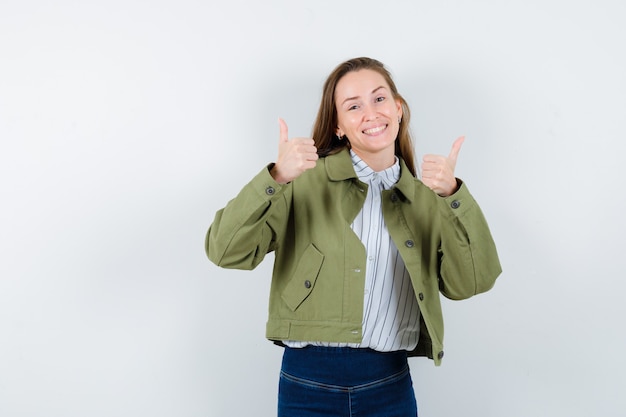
398;116;402;124
337;133;343;140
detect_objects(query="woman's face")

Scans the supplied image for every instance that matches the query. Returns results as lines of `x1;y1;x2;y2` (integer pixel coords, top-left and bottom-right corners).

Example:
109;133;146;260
334;69;402;165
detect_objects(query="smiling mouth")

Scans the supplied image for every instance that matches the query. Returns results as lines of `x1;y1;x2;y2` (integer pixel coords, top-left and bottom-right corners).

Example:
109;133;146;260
363;125;387;135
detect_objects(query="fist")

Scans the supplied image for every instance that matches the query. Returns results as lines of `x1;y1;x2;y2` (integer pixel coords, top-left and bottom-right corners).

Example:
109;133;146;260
270;118;318;184
421;136;464;197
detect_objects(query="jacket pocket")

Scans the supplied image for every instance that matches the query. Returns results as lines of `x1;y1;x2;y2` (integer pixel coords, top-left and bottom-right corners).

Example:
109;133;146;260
281;244;324;312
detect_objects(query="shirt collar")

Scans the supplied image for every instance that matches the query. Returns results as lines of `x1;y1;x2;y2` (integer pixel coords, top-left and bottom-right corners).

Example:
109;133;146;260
324;148;415;202
349;149;400;189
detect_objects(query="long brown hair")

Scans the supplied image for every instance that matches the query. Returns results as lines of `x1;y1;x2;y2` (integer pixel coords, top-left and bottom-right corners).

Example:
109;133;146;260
311;57;417;176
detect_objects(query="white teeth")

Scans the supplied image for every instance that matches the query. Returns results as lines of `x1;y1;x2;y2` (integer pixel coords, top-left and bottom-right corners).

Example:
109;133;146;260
363;125;386;135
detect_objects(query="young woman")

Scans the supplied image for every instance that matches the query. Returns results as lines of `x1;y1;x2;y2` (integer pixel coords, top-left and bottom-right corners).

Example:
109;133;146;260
206;57;501;417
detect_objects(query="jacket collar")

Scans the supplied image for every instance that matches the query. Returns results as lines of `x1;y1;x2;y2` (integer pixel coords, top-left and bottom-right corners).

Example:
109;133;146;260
395;157;416;203
325;148;357;181
325;148;416;203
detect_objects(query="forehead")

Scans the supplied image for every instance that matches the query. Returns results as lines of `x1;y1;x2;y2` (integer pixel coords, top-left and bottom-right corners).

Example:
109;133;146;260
335;69;391;100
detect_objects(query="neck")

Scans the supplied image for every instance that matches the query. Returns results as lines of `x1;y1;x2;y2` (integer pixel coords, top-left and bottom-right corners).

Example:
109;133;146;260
351;149;395;172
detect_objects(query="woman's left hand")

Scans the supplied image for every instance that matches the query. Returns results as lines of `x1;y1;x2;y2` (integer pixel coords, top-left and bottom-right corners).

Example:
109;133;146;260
421;136;465;197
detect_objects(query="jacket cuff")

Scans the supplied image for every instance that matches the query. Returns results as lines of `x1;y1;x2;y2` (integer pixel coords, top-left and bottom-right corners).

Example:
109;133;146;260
248;163;286;200
439;179;477;218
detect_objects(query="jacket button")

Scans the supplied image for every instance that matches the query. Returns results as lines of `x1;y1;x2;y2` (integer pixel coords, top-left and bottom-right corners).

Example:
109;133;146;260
405;240;414;248
437;351;444;360
418;293;424;301
390;193;398;202
450;200;461;209
304;280;312;289
266;186;275;195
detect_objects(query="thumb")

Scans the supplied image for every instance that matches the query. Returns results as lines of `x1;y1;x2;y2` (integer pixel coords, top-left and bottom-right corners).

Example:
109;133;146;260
278;118;289;143
448;136;465;162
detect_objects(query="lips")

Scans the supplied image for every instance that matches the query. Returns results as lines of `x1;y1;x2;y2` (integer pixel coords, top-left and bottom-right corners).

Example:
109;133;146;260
362;124;387;135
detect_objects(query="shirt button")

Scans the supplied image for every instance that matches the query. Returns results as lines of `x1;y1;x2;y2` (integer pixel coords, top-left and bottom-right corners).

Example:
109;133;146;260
451;200;461;209
390;193;398;203
405;240;414;248
354;268;361;273
437;351;444;360
265;186;275;195
418;293;424;301
304;280;312;289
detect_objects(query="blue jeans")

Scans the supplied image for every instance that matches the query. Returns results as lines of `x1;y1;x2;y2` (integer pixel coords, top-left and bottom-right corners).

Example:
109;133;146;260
278;346;418;417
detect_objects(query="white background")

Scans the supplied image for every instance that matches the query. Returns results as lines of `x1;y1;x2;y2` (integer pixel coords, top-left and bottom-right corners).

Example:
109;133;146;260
1;0;625;416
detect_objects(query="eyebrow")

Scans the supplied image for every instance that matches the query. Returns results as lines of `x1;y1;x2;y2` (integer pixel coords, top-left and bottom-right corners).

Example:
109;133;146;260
341;86;387;105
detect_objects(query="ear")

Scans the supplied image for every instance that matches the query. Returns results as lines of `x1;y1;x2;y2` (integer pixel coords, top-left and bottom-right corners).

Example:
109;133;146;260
395;98;403;119
335;127;343;137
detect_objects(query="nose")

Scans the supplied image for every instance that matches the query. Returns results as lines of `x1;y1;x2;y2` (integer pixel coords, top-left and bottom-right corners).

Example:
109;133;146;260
363;103;378;121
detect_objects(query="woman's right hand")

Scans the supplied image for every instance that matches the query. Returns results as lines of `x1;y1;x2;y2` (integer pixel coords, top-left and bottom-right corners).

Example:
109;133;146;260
270;118;318;184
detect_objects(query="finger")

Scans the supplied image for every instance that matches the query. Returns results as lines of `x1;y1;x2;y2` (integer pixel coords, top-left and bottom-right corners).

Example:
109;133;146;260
278;118;289;143
291;137;315;146
448;136;465;162
422;154;445;163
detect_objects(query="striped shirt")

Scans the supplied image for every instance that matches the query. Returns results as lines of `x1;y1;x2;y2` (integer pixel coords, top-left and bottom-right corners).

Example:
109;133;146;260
285;151;421;352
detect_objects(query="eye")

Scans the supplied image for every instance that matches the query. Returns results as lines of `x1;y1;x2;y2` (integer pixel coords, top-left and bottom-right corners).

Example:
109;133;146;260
375;96;386;103
348;104;359;111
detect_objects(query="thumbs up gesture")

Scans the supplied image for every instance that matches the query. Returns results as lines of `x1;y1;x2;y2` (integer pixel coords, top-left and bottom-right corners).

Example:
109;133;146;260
270;118;319;184
421;136;465;197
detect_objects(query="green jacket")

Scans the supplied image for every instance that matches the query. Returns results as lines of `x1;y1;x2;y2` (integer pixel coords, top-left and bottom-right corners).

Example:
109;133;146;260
206;148;501;365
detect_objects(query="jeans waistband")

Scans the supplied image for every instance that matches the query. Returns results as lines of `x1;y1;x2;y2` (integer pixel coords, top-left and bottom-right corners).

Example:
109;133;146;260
281;346;409;387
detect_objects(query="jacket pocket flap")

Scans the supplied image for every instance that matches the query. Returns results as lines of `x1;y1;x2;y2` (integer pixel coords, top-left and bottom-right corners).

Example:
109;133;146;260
281;244;324;312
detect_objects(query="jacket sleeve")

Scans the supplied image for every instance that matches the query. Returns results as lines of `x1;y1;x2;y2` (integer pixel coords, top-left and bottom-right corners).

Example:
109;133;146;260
205;165;288;270
436;181;502;300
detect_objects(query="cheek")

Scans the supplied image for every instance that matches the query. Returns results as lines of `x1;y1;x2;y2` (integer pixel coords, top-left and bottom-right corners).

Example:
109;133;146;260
388;104;401;117
338;114;357;131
